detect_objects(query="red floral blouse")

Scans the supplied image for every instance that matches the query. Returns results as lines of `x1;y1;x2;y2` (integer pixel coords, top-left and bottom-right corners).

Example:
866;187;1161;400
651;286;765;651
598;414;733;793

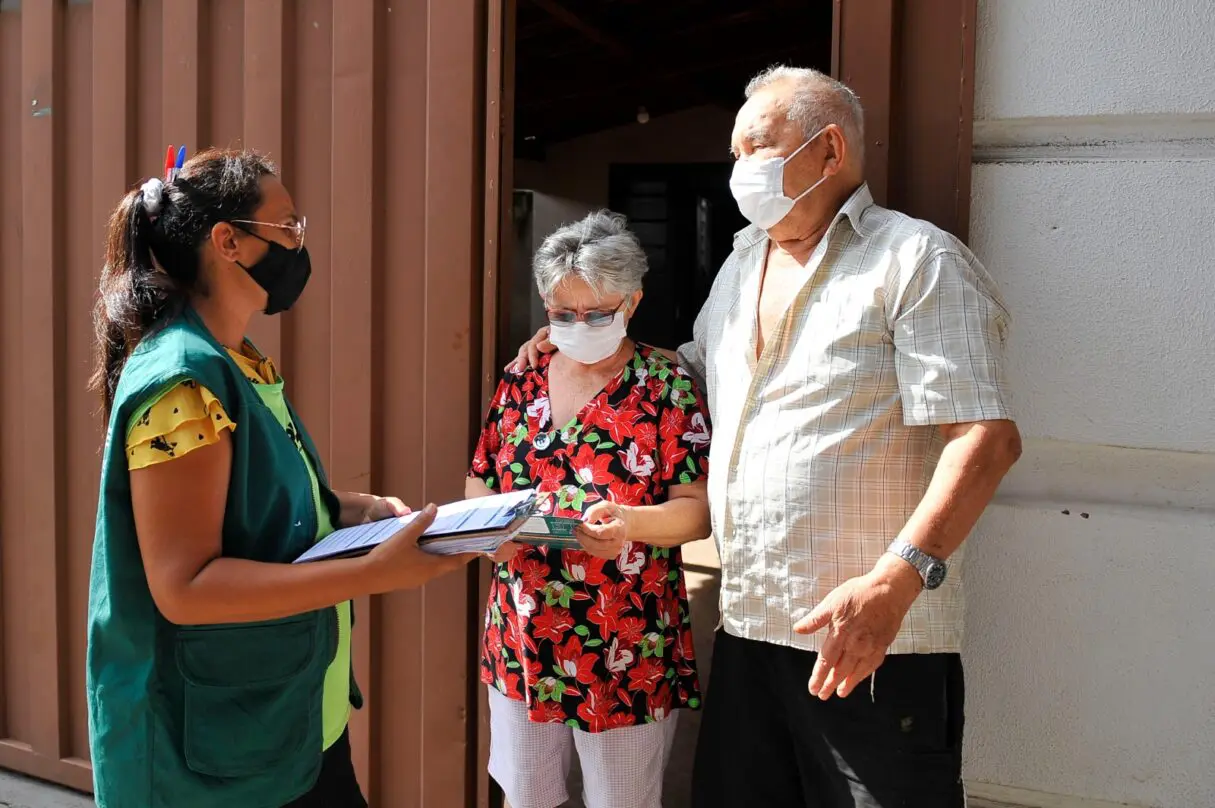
471;345;711;731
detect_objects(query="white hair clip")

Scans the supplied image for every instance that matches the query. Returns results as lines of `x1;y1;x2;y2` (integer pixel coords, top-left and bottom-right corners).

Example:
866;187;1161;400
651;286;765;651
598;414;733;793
141;177;165;218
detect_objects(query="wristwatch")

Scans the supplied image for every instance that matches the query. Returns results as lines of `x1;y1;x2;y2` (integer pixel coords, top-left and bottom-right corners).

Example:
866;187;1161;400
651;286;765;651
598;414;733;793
886;540;947;590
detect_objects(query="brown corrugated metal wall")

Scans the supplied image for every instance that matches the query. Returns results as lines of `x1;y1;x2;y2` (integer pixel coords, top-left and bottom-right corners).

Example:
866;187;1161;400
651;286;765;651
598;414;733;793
0;0;494;804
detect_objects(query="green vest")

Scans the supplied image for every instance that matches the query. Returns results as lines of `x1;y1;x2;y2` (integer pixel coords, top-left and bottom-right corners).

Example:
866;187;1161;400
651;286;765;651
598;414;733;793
87;308;361;808
247;377;354;750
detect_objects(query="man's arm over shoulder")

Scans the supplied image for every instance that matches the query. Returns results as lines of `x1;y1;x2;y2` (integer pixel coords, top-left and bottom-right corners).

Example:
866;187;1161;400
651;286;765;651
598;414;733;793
676;247;746;392
676;332;706;392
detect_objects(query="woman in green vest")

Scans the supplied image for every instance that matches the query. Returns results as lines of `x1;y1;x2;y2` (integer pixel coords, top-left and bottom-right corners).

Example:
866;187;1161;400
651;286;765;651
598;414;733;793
86;148;470;808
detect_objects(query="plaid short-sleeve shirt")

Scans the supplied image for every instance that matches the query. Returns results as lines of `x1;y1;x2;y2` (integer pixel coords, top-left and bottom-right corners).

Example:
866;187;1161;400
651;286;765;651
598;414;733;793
678;183;1012;654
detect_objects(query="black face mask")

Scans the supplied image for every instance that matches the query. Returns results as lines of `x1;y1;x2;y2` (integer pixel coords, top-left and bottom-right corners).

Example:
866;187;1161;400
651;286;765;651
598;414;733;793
236;234;312;315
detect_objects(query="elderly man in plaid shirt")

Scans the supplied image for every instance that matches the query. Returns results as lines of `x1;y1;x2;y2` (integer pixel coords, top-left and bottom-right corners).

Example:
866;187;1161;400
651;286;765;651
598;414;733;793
511;64;1021;808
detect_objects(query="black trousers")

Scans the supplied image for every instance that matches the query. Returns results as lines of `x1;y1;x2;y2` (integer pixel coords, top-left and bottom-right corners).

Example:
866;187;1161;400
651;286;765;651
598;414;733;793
282;730;368;808
692;630;965;808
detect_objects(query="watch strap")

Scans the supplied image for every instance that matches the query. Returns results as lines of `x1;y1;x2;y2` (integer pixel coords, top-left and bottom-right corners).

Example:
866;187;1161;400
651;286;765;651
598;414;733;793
886;540;945;588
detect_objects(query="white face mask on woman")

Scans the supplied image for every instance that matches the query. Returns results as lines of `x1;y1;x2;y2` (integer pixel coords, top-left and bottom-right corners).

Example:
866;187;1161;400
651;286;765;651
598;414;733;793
729;126;829;230
549;311;628;365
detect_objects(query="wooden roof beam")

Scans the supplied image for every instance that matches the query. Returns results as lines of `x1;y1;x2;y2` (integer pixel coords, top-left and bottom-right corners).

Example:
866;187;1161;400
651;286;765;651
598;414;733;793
519;44;807;112
526;0;632;60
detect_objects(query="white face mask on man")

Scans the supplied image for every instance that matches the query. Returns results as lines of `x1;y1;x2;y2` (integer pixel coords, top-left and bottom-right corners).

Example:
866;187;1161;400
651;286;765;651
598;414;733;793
548;311;629;365
729;126;829;230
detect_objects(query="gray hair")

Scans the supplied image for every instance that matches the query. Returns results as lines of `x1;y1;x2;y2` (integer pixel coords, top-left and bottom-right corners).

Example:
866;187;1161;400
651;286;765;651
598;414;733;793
744;65;865;164
533;210;648;301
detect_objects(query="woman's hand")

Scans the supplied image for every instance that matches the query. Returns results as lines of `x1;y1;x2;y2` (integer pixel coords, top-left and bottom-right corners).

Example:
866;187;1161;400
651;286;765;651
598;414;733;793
357;495;411;524
506;325;554;373
335;491;411;528
576;502;632;561
363;504;475;590
489;542;522;564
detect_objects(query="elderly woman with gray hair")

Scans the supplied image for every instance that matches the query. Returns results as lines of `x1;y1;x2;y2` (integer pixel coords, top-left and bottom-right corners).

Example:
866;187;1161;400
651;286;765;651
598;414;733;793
466;210;712;808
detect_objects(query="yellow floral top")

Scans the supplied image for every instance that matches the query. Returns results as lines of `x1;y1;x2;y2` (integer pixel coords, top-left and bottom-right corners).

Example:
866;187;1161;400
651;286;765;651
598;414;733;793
126;342;275;469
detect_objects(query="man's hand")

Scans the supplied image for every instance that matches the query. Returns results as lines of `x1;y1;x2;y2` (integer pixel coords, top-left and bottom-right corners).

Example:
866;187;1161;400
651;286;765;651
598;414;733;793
793;554;922;700
506;326;554;373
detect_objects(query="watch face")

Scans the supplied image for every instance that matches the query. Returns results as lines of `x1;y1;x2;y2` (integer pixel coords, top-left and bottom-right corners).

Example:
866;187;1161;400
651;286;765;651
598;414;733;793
924;562;947;590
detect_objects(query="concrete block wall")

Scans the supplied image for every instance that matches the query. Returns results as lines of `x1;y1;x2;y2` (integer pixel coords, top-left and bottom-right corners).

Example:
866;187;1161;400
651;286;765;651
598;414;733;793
963;3;1215;807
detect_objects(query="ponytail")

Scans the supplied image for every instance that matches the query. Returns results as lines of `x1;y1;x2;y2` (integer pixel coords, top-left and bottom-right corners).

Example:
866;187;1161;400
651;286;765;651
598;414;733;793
89;184;192;413
89;148;276;414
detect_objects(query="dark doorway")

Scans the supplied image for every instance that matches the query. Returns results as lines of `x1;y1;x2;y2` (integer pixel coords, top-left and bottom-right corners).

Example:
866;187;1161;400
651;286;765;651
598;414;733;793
514;2;834;158
608;163;747;349
491;3;836;807
507;0;834;352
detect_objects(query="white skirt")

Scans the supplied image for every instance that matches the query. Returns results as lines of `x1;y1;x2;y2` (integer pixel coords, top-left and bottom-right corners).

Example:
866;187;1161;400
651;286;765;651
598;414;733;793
487;685;680;808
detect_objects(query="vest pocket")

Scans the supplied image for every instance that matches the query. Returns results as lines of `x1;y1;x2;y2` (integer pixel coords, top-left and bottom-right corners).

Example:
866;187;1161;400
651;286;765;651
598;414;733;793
175;613;324;778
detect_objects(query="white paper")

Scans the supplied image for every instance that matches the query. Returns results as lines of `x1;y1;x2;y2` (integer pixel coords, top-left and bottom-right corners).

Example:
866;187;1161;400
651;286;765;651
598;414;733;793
293;489;536;564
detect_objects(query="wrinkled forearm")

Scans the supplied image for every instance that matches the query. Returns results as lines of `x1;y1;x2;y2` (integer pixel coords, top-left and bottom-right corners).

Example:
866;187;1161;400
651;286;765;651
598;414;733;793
624;493;711;548
894;420;1022;561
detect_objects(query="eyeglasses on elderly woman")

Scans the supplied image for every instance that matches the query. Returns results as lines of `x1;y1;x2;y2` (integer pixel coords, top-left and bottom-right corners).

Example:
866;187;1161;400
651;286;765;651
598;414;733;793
544;299;628;328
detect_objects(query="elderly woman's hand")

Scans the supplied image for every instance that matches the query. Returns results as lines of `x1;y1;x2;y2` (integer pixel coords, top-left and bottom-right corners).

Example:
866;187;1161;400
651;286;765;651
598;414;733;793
576;502;632;560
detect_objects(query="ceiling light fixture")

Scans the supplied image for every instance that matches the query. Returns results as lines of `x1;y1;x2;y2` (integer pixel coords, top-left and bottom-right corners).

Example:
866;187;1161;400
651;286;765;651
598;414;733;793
636;106;650;124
